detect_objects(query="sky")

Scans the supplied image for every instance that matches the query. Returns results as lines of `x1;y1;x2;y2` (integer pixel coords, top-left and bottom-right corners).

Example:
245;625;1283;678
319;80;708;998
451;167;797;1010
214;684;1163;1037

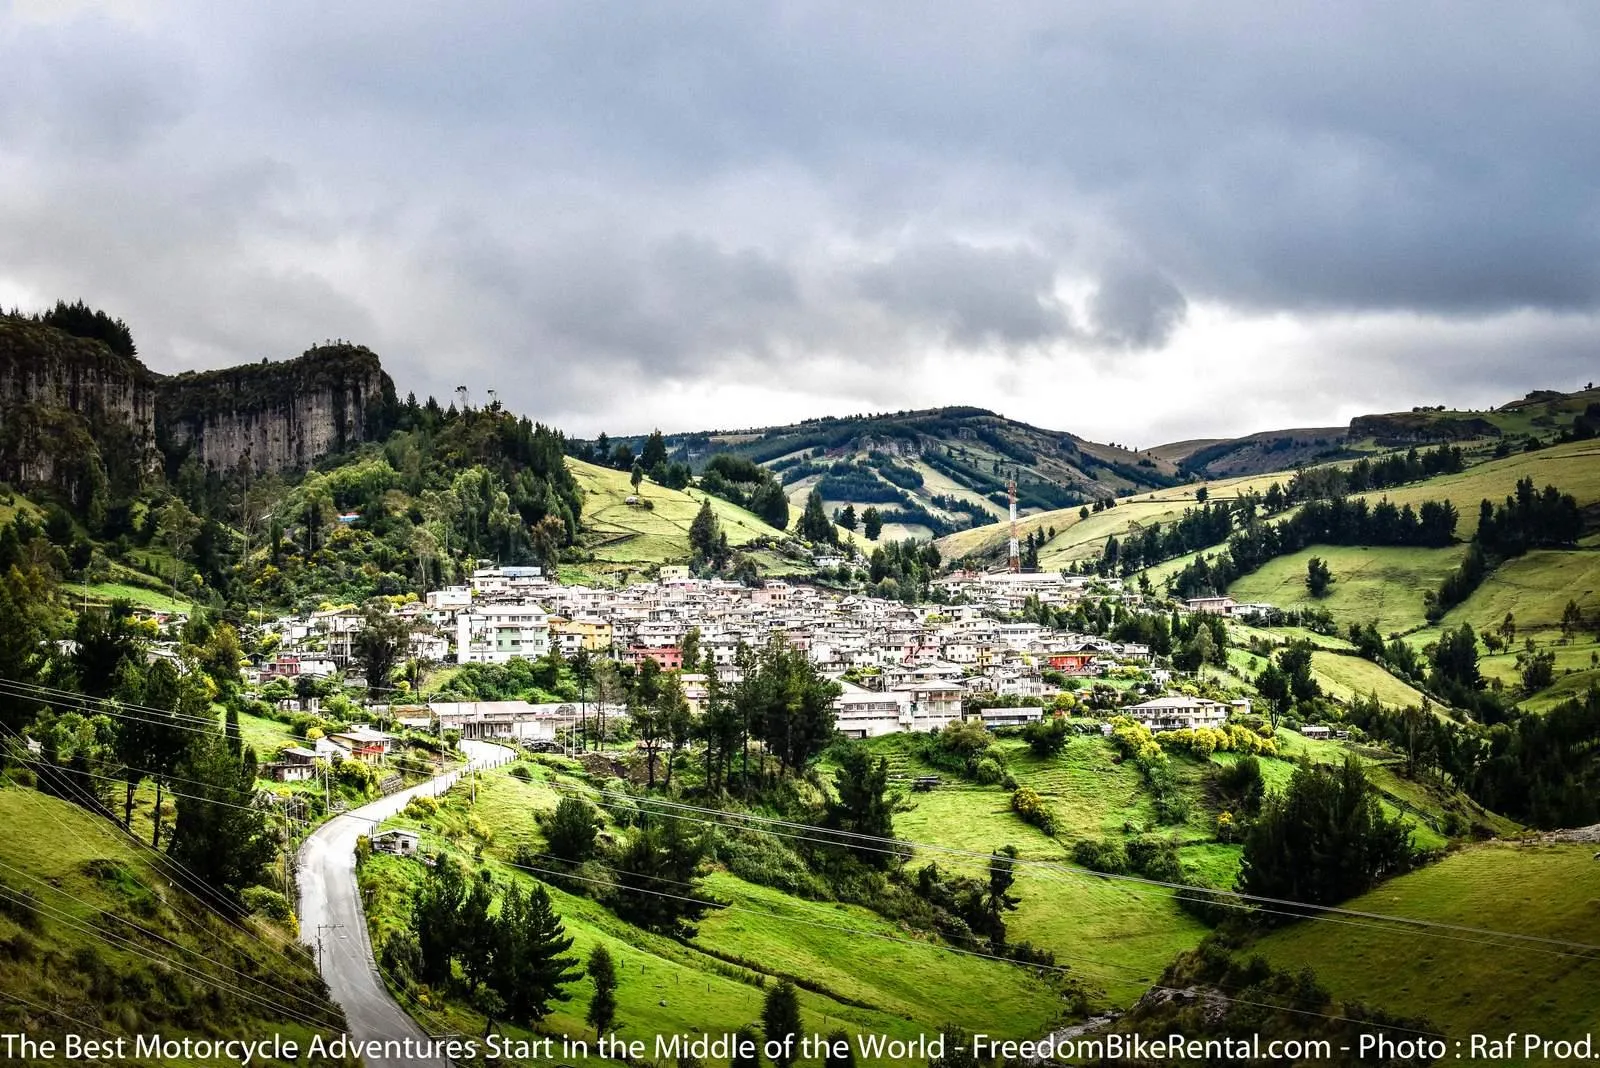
2;1;1598;447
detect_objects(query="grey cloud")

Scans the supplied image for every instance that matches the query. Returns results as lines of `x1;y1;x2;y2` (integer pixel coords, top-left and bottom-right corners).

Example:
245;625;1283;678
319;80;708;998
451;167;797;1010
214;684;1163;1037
854;241;1072;346
1089;267;1187;349
4;2;1600;438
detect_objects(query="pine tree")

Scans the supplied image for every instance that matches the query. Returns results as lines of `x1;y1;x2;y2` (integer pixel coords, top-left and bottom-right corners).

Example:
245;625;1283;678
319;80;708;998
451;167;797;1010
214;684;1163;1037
166;734;275;903
861;506;882;541
459;870;498;993
412;855;468;987
761;979;803;1068
823;1031;856;1068
799;488;835;544
837;504;857;531
689;499;721;560
585;944;618;1037
492;882;581;1024
825;746;896;867
732;1026;763;1068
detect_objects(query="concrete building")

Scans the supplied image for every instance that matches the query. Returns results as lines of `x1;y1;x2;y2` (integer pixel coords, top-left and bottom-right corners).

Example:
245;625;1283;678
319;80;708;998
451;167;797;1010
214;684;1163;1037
456;603;550;664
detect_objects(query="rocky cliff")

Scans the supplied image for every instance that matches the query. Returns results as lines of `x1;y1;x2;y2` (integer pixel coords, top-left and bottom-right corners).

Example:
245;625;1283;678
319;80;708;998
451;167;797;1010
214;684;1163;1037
1349;411;1501;445
155;344;397;475
0;317;398;510
0;316;159;507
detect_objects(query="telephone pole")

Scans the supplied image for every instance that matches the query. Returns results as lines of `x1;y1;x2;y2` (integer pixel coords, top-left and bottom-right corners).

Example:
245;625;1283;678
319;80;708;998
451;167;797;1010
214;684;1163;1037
315;923;345;972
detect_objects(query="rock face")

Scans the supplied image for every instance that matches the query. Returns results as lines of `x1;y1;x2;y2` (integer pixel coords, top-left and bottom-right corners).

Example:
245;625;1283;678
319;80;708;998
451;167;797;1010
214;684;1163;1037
0;318;397;507
0;317;159;504
1349;411;1500;445
155;344;396;474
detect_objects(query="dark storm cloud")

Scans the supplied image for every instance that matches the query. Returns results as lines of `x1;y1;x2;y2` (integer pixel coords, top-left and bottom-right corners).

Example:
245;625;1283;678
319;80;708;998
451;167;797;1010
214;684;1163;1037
3;1;1600;435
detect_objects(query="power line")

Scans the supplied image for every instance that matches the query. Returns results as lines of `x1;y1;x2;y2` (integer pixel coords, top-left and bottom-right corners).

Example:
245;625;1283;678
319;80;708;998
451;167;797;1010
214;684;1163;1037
544;777;1600;965
0;722;327;989
534;778;1600;956
0;883;339;1031
0;858;339;1023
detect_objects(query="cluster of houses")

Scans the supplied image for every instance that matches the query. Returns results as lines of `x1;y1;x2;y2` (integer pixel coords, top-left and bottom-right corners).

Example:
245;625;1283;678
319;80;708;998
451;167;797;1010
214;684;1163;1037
255;565;1250;750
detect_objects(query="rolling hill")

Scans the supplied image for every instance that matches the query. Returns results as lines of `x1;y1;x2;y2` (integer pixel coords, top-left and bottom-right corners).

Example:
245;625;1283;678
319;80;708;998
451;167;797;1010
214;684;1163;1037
0;785;342;1059
566;457;805;582
574;408;1186;543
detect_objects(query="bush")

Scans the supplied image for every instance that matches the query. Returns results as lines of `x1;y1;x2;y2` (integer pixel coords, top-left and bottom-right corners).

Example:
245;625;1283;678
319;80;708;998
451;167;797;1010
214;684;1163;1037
1072;838;1125;873
241;886;293;922
1010;787;1056;835
404;794;440;820
380;929;423;985
511;764;533;781
1124;836;1183;882
973;757;1005;785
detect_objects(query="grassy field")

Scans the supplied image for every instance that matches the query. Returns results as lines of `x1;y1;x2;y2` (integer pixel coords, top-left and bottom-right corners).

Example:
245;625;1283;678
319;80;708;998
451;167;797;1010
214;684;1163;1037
1310;651;1429;709
1229;545;1463;636
1351;440;1600;540
0;785;340;1059
569;457;794;577
1247;842;1600;1040
236;709;300;756
938;468;1297;569
371;764;1070;1059
82;581;193;614
1431;549;1600;635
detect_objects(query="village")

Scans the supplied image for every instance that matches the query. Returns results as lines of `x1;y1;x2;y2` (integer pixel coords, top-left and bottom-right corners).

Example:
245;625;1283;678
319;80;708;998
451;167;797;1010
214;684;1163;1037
247;562;1256;776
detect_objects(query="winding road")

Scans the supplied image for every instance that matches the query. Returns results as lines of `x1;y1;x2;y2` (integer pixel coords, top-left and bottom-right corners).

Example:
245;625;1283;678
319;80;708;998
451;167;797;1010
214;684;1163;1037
297;739;513;1067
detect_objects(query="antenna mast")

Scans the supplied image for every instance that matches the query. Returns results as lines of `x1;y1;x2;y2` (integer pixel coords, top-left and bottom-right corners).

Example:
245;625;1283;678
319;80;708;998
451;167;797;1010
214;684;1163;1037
1007;478;1020;572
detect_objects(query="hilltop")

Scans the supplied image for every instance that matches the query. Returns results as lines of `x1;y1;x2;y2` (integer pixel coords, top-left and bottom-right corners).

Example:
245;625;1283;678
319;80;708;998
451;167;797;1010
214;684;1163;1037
573;407;1185;543
1162;384;1600;480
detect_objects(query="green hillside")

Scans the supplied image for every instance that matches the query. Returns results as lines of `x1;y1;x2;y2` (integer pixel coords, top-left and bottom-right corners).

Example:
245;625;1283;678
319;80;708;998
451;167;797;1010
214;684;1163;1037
1245;842;1600;1040
582;408;1189;546
0;785;341;1058
937;469;1290;568
1346;440;1600;541
1229;545;1464;636
567;457;800;580
362;712;1513;1055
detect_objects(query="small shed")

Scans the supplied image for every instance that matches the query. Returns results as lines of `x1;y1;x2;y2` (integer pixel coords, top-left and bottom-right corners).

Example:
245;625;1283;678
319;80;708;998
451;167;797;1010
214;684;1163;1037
372;829;420;856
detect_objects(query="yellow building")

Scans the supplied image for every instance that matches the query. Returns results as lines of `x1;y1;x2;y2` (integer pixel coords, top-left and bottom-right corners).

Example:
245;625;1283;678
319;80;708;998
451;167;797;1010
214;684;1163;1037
547;615;613;654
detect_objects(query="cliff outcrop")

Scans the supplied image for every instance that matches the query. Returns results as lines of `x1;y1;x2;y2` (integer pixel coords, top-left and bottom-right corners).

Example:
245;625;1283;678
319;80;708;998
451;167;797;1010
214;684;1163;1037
0;317;398;511
1349;411;1500;445
0;316;158;508
155;344;397;474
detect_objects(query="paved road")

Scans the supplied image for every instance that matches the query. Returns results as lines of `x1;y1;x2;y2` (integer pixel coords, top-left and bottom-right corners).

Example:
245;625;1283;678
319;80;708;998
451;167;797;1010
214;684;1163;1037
298;740;514;1068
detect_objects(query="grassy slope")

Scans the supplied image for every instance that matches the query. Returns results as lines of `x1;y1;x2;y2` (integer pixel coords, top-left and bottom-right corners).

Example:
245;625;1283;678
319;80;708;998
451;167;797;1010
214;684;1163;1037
0;785;339;1058
1247;842;1600;1040
937;469;1292;567
1310;650;1429;709
1229;545;1463;636
1351;440;1600;541
83;582;194;614
372;765;1065;1055
568;457;793;576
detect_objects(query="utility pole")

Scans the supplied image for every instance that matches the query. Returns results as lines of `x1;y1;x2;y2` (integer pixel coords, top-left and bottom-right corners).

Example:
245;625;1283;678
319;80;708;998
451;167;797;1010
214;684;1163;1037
315;923;345;972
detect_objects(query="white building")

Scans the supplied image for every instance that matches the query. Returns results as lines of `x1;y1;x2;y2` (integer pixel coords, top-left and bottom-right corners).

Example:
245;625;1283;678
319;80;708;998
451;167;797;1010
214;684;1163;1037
455;603;550;664
833;687;913;739
1123;695;1246;732
470;566;549;599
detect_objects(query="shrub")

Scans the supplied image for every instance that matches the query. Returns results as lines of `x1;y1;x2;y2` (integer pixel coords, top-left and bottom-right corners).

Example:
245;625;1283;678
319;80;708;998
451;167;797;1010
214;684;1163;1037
403;795;440;820
510;764;533;781
1072;838;1125;873
241;886;293;922
1124;836;1183;882
973;757;1005;785
1010;787;1056;835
